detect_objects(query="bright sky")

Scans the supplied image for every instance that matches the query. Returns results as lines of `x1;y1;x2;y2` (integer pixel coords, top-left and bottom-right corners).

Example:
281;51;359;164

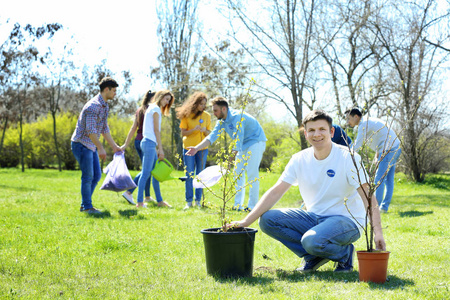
1;0;293;121
1;0;163;99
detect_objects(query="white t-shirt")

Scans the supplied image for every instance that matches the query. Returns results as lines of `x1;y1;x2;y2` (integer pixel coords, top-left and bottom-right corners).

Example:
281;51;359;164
353;116;400;153
142;103;161;144
279;143;367;230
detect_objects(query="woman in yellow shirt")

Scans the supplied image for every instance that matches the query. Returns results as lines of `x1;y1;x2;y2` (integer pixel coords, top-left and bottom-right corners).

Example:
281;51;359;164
176;92;211;209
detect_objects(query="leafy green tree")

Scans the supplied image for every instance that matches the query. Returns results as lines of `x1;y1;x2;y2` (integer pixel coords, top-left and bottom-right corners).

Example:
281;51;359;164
0;21;62;171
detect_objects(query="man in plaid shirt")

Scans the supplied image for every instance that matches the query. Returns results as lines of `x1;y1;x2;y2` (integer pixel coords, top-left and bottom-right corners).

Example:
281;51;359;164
71;77;122;214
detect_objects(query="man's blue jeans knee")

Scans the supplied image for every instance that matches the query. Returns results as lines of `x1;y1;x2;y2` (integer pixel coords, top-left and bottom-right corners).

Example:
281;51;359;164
71;141;102;210
259;208;360;263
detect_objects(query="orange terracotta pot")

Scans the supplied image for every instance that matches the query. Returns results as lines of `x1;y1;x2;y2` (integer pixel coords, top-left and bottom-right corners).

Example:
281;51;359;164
357;251;390;283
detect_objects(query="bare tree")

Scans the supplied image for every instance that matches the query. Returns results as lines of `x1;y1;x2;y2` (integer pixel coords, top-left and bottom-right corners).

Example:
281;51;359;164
226;0;329;149
374;0;450;181
320;0;391;117
152;0;200;161
194;40;261;109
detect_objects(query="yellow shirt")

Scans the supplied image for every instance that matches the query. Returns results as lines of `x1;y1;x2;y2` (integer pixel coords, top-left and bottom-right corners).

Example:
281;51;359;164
180;111;212;150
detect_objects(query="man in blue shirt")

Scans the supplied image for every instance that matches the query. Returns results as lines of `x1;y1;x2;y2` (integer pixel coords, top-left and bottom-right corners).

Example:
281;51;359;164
186;97;267;211
332;124;352;147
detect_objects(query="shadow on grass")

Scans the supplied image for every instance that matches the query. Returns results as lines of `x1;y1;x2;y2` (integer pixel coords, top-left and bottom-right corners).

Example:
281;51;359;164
118;209;147;220
213;266;414;290
210;268;275;285
86;210;112;218
274;269;414;289
423;175;450;190
0;184;38;192
398;210;434;218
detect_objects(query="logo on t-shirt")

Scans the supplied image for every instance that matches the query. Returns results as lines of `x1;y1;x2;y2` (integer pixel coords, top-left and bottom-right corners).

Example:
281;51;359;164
327;169;336;177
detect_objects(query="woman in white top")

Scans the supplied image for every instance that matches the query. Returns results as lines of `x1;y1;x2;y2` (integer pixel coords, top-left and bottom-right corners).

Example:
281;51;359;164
136;89;174;208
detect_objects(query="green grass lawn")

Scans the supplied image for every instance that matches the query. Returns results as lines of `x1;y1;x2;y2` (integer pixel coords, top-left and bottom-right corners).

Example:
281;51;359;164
0;168;449;299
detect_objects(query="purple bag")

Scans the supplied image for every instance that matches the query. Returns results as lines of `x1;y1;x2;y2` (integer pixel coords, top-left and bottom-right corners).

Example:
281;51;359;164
100;152;137;192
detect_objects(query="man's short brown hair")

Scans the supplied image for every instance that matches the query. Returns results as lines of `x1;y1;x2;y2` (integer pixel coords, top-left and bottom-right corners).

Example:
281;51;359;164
210;96;229;109
302;110;333;129
99;77;119;92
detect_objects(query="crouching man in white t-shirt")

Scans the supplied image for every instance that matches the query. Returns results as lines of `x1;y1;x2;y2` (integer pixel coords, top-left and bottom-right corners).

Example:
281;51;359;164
227;110;386;272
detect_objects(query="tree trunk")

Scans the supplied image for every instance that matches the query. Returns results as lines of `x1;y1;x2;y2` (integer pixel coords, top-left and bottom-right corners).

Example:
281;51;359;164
19;101;25;172
171;114;182;162
0;116;8;156
52;111;62;171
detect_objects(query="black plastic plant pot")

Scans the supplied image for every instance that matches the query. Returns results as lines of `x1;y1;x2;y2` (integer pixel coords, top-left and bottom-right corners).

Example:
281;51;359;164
201;227;258;278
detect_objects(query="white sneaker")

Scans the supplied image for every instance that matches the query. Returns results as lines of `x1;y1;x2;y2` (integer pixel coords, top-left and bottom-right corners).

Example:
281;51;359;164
184;202;193;210
122;192;136;205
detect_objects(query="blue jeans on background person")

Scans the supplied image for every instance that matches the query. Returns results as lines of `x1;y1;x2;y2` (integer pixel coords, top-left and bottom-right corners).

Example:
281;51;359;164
234;141;266;209
375;147;402;211
259;208;360;264
137;138;162;203
183;148;208;203
71;141;102;211
127;138;158;198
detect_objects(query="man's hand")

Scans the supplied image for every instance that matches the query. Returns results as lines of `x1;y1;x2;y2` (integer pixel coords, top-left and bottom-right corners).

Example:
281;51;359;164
98;147;107;160
185;146;198;156
112;145;122;154
223;220;247;231
374;234;386;251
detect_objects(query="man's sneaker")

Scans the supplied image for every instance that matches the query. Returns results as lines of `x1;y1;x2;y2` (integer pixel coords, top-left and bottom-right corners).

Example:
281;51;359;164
184;202;193;210
195;201;201;208
80;207;102;215
295;257;330;273
380;208;388;213
122;192;136;205
334;244;355;272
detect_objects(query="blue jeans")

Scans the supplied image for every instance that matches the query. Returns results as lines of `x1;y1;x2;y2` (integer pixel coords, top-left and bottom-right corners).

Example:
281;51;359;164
375;147;401;211
259;208;360;263
137;138;162;203
71;141;102;210
183;149;208;202
128;139;159;198
234;141;266;209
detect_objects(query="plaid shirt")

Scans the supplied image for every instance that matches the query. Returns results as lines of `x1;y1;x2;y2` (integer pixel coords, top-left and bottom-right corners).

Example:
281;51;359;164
71;93;110;152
